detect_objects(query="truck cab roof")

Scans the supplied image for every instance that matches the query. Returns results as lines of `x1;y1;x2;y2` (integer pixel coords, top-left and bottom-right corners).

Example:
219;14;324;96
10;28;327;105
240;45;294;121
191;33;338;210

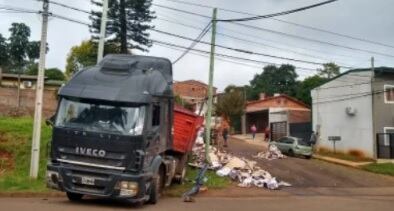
59;54;173;103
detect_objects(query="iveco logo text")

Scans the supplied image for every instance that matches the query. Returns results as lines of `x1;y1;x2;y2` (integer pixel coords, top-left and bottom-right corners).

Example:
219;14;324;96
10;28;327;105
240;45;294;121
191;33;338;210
75;147;106;157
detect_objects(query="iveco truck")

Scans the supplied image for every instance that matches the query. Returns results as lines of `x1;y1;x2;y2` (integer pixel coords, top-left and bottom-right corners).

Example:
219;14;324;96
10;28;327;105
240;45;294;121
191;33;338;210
46;54;202;204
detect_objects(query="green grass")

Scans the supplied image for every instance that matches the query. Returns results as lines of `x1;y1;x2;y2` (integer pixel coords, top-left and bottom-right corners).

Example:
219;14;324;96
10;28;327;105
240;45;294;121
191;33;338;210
318;151;374;163
0;117;52;192
362;163;394;176
164;167;231;197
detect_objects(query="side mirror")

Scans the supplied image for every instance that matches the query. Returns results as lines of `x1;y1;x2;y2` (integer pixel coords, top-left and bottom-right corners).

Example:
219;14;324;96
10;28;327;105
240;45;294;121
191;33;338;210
46;115;55;127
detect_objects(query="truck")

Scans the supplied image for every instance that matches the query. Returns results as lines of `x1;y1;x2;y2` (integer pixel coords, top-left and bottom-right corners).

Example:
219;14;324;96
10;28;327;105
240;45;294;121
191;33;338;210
46;54;203;204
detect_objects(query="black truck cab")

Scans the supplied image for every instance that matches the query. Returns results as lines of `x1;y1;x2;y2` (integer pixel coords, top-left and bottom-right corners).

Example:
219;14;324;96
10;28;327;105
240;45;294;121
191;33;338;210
47;55;175;204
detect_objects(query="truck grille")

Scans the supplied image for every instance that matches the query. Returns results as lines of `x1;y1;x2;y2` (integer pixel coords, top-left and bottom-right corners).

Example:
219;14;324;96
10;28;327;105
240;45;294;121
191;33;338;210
57;147;127;170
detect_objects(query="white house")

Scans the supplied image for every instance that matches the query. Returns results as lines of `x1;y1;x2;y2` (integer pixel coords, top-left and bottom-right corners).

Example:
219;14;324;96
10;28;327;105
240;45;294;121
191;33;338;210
312;67;394;159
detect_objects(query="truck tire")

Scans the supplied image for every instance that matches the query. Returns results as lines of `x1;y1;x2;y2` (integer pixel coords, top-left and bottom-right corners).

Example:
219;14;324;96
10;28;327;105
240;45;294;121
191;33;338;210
66;192;83;201
148;167;164;204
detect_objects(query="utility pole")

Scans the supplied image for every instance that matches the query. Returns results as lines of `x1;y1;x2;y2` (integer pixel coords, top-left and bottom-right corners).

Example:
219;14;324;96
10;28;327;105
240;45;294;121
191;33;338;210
30;0;49;179
205;8;217;162
371;56;375;72
97;0;109;62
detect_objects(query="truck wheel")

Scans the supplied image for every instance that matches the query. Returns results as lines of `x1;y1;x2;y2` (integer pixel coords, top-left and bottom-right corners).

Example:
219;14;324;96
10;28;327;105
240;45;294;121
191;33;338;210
148;168;164;204
66;192;83;201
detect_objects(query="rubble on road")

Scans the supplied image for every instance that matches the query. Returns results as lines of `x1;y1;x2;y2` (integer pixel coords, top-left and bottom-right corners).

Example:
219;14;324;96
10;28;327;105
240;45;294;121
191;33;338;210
189;140;291;190
253;144;286;160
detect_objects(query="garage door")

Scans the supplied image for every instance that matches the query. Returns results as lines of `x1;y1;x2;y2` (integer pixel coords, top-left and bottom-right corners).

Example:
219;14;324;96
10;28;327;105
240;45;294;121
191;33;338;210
271;121;287;141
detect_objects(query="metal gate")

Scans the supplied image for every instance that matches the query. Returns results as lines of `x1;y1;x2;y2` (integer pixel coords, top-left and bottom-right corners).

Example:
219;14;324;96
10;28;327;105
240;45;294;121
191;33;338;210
376;133;394;159
270;121;287;141
290;122;312;142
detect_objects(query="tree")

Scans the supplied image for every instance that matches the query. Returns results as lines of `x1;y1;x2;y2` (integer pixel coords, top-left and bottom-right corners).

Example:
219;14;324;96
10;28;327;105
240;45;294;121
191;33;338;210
8;23;31;71
26;63;65;81
215;85;246;133
90;0;155;53
318;62;340;79
65;40;120;77
248;64;299;100
0;34;9;68
296;75;327;105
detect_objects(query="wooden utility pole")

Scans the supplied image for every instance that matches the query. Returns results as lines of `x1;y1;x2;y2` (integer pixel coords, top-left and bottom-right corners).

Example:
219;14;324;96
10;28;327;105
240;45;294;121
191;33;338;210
205;8;217;162
30;0;49;179
97;0;109;62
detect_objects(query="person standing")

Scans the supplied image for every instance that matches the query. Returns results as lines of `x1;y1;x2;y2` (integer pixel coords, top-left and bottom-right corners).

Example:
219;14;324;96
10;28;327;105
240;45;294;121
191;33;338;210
264;126;270;142
309;131;318;151
251;124;257;140
222;120;230;147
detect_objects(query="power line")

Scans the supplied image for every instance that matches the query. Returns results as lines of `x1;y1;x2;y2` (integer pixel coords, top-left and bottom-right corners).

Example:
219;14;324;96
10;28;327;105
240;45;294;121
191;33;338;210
215;0;338;22
172;22;212;64
153;3;394;58
152;39;320;72
48;0;91;15
155;15;368;64
152;28;354;68
51;13;91;26
157;0;394;49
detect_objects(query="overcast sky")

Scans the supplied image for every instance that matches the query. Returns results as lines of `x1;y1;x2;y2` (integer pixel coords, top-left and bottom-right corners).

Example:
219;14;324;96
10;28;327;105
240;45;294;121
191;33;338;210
1;0;393;91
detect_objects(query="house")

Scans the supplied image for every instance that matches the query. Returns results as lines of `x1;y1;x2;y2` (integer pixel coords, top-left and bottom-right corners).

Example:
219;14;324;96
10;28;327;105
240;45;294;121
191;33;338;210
173;80;217;114
311;67;394;159
242;93;311;141
0;72;63;90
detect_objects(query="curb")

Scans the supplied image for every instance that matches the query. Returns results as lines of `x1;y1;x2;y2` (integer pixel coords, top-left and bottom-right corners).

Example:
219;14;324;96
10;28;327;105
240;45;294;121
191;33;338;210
313;154;373;168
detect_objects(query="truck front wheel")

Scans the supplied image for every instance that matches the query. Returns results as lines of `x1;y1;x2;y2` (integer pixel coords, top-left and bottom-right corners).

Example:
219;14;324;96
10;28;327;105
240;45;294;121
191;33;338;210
66;192;83;201
148;168;164;204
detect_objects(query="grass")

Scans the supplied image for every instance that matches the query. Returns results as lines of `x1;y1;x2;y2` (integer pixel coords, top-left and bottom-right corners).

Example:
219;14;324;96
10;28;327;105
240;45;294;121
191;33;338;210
164;167;231;197
317;150;374;163
362;163;394;176
0;116;52;192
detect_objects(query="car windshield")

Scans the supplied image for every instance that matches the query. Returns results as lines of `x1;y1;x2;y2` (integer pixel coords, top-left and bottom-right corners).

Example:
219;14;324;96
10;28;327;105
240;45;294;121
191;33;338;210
55;98;145;135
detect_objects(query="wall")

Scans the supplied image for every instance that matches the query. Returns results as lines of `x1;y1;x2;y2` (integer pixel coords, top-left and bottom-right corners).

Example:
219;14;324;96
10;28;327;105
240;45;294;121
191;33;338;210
372;73;394;134
0;86;58;117
173;81;216;103
312;71;375;157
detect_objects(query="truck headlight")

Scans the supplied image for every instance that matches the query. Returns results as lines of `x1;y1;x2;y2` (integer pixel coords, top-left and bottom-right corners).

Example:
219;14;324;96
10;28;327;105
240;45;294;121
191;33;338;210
46;170;62;189
115;181;139;197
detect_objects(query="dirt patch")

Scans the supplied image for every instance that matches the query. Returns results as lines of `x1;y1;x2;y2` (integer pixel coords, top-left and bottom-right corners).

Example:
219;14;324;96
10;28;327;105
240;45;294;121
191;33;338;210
0;150;14;175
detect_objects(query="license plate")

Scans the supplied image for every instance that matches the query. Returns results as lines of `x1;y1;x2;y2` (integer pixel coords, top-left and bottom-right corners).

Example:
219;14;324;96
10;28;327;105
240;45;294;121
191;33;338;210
81;177;95;185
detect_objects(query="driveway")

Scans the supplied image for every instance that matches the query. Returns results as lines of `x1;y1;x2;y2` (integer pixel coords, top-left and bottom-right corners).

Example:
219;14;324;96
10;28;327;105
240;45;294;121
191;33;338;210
228;137;394;190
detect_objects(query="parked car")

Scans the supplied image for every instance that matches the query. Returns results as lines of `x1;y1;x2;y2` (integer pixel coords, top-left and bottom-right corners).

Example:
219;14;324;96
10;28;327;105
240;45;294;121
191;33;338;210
270;136;313;159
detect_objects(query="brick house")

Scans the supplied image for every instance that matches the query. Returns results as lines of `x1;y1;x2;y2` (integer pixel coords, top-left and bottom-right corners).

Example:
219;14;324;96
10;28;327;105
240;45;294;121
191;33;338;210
242;93;311;141
173;80;217;114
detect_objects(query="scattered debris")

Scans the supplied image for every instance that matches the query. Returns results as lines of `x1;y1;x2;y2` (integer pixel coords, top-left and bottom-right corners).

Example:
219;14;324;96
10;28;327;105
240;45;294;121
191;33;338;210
189;139;291;190
254;144;286;160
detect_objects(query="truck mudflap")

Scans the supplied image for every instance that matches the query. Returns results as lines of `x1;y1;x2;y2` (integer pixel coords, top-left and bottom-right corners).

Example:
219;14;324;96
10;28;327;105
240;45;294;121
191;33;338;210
47;163;153;201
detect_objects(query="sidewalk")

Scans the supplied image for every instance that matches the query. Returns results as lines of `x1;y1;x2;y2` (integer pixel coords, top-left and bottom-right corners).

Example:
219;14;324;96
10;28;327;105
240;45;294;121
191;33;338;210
231;133;268;148
313;154;373;168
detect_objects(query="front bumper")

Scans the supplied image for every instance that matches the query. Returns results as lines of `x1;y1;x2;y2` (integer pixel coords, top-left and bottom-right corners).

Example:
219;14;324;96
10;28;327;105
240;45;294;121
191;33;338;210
47;163;153;202
294;149;313;156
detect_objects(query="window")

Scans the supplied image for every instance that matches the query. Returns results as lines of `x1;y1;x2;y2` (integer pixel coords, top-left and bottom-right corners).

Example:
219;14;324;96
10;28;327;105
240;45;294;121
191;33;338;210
383;127;394;146
384;85;394;104
152;105;160;126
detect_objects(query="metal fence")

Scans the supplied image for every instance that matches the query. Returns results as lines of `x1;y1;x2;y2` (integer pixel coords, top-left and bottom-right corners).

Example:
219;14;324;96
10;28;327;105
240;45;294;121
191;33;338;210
376;133;394;159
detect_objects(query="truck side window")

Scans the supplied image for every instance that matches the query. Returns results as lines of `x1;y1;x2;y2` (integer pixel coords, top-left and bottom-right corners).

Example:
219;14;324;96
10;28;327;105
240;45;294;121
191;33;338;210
152;105;160;126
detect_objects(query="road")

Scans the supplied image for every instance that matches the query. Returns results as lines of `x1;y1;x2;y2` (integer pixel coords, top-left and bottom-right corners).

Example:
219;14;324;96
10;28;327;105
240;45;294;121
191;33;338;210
0;195;393;211
227;138;394;190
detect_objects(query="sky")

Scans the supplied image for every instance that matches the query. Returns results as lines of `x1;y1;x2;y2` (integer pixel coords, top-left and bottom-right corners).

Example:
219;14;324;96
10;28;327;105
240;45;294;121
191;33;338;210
0;0;393;91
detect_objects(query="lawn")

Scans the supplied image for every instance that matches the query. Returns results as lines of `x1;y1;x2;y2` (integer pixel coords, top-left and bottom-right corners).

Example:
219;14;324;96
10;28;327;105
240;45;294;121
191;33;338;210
362;163;394;177
0;116;52;192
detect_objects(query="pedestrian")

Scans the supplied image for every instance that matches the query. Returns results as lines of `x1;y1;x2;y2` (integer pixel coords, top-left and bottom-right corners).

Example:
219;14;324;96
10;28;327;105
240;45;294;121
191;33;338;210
309;131;318;151
222;120;230;147
264;126;270;142
251;124;257;140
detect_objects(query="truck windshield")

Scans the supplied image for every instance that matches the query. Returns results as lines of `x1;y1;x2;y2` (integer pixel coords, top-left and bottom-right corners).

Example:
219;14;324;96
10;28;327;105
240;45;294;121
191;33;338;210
55;98;145;135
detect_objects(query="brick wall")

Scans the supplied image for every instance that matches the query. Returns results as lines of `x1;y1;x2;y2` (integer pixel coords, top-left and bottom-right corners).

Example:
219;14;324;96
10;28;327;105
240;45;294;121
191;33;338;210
0;87;58;117
288;109;311;123
173;80;217;102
